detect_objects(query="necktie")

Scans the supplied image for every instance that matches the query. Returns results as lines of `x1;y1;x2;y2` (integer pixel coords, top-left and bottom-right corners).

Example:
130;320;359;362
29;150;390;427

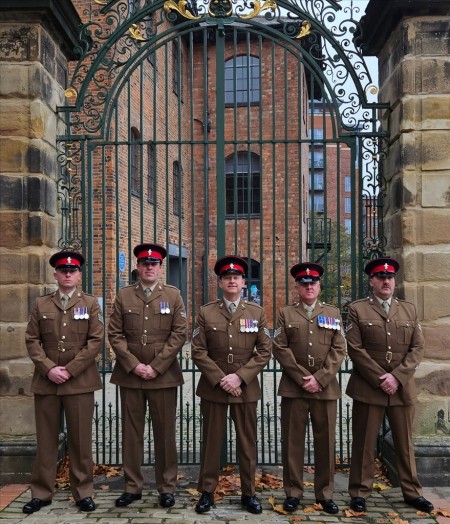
61;294;69;309
229;302;236;315
305;306;313;319
144;287;152;297
382;301;389;315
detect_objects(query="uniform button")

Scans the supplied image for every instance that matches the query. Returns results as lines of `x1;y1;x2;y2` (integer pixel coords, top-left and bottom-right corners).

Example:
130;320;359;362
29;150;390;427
145;317;148;320
64;311;67;315
61;349;65;352
43;316;47;319
369;322;372;326
387;332;391;336
146;304;149;308
387;319;390;323
309;319;313;323
229;346;232;350
229;335;232;338
144;330;147;333
309;342;312;346
388;346;392;350
61;336;66;340
288;324;292;328
128;310;132;312
229;323;232;326
213;327;217;331
309;330;313;334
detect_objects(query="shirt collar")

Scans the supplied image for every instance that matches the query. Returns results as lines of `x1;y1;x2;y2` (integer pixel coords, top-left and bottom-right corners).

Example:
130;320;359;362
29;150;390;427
223;297;241;309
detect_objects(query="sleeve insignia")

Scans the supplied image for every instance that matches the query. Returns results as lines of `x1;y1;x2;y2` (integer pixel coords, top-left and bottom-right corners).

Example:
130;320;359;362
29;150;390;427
274;327;282;338
192;327;200;338
180;311;187;318
418;323;422;332
98;313;104;325
264;327;271;338
346;323;353;333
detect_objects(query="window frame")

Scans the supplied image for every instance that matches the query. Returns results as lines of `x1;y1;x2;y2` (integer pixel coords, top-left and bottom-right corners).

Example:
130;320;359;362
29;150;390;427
225;152;261;218
224;55;260;106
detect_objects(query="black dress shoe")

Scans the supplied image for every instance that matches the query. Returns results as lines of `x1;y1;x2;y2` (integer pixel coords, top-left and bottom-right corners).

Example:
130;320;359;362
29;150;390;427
76;496;96;512
316;499;339;514
283;496;300;512
241;495;262;514
350;497;366;512
22;498;52;514
195;491;214;513
160;493;175;507
404;496;434;513
115;492;142;507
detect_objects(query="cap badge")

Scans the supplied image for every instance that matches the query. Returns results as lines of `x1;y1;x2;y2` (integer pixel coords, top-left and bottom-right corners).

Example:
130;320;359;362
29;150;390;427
148;249;152;256
306;268;310;275
384;263;388;270
230;263;234;269
67;257;72;264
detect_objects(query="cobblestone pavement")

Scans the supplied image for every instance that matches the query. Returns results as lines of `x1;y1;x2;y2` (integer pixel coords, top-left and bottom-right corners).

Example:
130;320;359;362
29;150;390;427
1;467;449;524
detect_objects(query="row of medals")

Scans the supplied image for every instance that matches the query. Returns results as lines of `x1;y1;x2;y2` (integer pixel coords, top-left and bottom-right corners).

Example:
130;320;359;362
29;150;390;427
240;319;258;332
73;308;90;320
317;315;340;330
160;302;171;314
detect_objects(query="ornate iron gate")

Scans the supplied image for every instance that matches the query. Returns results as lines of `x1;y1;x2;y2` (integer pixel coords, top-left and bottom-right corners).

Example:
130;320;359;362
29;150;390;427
57;0;390;466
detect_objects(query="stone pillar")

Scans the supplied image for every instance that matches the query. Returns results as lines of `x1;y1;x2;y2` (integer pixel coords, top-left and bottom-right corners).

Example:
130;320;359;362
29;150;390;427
358;0;450;486
0;1;81;482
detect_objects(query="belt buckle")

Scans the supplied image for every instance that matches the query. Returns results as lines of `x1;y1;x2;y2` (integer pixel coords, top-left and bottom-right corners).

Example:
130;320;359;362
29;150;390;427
308;355;315;367
227;353;234;364
386;351;392;363
57;340;65;352
141;334;147;345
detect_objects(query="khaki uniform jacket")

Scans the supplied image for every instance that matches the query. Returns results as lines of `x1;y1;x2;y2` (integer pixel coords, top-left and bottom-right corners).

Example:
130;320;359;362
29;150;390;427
192;299;272;403
25;290;103;395
273;301;346;399
345;295;424;406
108;283;186;388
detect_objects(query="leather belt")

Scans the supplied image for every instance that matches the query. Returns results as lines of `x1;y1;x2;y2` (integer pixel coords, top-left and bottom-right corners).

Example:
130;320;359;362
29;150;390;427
215;355;249;364
44;343;80;353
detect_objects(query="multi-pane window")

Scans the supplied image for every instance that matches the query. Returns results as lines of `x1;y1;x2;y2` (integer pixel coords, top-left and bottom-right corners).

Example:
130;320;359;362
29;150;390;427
225;56;260;105
310;173;324;190
172;41;180;97
344;176;351;193
309;151;324;169
130;128;141;196
345;218;352;234
173;161;181;216
344;197;352;214
225;152;261;216
147;144;155;203
310;193;324;213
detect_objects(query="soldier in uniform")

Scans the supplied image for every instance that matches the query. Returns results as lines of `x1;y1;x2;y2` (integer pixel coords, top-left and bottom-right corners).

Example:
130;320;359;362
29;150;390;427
192;256;272;514
108;243;186;508
23;250;104;514
346;257;433;513
273;262;346;514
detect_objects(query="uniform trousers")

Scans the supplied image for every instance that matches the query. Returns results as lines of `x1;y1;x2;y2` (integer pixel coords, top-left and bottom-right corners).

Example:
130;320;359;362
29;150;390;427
198;400;257;496
30;392;95;501
349;400;422;500
281;397;337;500
120;387;178;494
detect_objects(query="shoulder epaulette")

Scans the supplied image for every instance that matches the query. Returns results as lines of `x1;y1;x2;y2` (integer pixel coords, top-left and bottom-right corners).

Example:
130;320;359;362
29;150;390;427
40;290;57;297
320;301;340;311
244;300;263;310
201;299;221;308
163;283;180;291
350;297;370;306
